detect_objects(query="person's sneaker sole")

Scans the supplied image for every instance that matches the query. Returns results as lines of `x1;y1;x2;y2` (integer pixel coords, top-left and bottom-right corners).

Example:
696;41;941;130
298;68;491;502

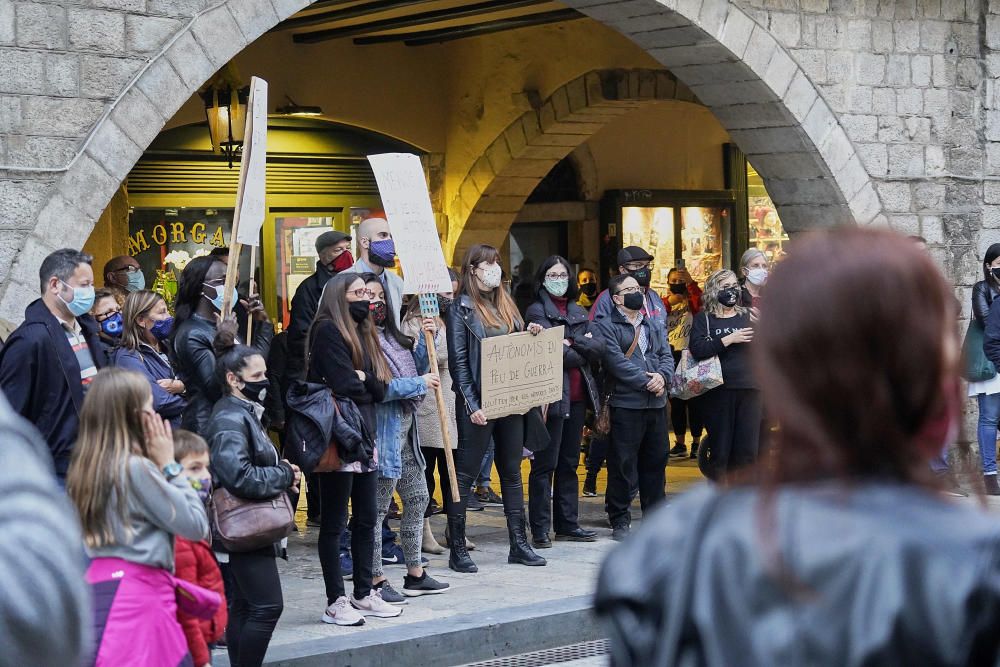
322;612;365;626
402;585;450;597
582;490;597;497
555;533;597;542
350;603;403;618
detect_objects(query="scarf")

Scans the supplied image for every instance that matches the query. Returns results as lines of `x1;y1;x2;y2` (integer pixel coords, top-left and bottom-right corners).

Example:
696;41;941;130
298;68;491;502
379;330;421;414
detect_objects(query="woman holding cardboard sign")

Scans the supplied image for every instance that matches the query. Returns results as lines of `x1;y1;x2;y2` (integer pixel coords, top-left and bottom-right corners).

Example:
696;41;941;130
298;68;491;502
446;244;547;573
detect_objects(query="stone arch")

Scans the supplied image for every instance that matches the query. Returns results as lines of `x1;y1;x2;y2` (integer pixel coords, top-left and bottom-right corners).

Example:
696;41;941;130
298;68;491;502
448;68;699;258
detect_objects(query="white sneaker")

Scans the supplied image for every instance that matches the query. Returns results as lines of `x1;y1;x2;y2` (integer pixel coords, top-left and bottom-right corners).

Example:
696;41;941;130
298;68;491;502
350;590;403;618
322;596;365;626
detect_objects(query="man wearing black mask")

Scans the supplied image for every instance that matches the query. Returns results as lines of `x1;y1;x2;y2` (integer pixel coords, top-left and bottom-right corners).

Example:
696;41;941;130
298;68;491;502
589;246;668;335
286;230;353;381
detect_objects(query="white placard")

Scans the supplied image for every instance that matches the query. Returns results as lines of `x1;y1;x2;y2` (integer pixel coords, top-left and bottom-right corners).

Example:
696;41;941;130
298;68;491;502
367;152;452;294
234;77;268;246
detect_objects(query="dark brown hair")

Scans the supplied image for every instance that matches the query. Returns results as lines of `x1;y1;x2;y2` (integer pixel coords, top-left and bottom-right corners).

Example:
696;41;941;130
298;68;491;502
310;272;391;383
753;228;959;486
458;244;521;331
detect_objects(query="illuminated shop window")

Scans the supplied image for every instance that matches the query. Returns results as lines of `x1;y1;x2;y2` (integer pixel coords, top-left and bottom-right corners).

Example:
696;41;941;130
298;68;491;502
747;163;790;263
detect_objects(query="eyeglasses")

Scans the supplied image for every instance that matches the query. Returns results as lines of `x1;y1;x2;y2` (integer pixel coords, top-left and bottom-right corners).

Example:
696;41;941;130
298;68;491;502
94;308;121;322
112;265;142;274
615;286;642;295
545;272;569;280
350;288;376;299
623;261;650;271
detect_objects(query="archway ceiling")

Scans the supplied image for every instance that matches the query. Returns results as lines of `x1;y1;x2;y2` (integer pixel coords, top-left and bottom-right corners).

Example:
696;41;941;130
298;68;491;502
275;0;585;45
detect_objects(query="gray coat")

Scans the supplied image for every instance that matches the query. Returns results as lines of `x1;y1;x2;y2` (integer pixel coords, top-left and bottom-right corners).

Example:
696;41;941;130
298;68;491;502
402;316;458;449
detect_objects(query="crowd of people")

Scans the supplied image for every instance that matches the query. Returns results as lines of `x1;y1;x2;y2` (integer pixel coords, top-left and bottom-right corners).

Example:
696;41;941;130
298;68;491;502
1;217;999;667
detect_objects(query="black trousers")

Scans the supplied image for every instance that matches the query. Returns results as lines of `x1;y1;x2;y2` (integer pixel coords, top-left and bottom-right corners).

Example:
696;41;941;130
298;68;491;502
449;398;525;518
605;407;668;528
423;446;454;515
529;401;586;537
318;470;377;603
669;395;704;441
227;551;283;667
586;435;608;473
699;388;763;480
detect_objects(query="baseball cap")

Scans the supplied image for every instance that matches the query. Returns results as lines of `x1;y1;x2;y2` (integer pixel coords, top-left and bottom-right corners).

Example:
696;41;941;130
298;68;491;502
617;245;655;266
315;230;352;253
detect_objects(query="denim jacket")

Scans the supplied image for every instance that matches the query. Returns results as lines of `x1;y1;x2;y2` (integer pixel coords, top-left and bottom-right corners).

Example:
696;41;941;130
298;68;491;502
375;335;431;479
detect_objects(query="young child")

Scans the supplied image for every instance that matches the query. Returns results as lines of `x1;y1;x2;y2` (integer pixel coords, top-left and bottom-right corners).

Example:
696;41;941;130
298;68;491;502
173;429;228;667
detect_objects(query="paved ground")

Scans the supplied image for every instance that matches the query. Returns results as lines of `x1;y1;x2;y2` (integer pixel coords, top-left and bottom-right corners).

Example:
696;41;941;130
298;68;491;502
255;455;705;654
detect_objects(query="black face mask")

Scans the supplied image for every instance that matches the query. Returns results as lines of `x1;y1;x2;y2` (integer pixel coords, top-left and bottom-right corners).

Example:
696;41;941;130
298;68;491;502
718;288;740;307
580;283;597;298
349;300;371;323
628;268;651;288
240;378;269;404
668;283;687;295
621;292;644;311
993;267;1000;282
437;295;453;315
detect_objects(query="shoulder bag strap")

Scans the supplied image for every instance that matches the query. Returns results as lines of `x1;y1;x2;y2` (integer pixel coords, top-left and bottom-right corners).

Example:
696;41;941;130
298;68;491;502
625;323;641;359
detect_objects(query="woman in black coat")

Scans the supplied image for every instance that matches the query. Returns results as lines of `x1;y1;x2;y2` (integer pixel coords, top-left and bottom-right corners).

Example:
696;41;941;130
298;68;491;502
525;256;604;548
206;336;300;667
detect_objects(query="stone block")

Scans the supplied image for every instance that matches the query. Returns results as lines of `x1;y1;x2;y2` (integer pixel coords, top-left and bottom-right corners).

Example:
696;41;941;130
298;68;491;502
0;178;48;230
728;126;812;155
81;55;143;99
911;54;931;86
834;152;870;200
885;54;910;85
953;22;979;56
801;0;830;11
111;86;164;150
163;30;214;90
485;137;512;176
769;11;801;46
949;146;984;177
0;0;14;45
849;181;883;226
743;25;778;74
0;278;38;323
988;110;1000;142
84;117;141;184
958;57;981;88
790;48;826;82
631;24;706;49
856;53;886;85
878;181;912;212
0;49;43;95
847;85;873;113
5;134;78;169
932;54;956;87
801;97;836;147
764;176;843;205
0;95;20;132
503;121;527;157
782;68;818;121
126;15;182;55
893;19;919;52
985;181;1000;204
919;20;949;51
672;61;754;85
888;214;920;235
815;15;842;48
16;2;65;49
819;124;855;174
904;116;930;142
845;18;872;50
896;88;922;115
612;11;690;36
709;101;796;129
877;115;905;142
270;0;313;21
871;20;893;53
697;0;728;37
826;49;852;84
191;5;245;68
45;53;79;97
989;15;1000;50
913;181;946;210
984;205;1000;228
857;142;888;176
945;181;980;209
648;43;733;68
89;0;145;10
747;150;829;179
32;190;95;249
841;114;878;142
147;0;208;18
135;58;188;121
520;112;541;145
20;97;105;137
229;0;279;42
58;152;116;221
68;8;125;54
920;215;943;243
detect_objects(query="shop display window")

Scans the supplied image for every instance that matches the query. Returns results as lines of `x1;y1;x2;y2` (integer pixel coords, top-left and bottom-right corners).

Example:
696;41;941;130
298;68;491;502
747;163;789;263
274;215;340;329
679;206;727;285
622;206;676;294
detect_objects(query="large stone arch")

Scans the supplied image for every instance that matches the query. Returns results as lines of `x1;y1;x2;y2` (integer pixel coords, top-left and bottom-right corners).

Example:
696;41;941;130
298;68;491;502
448;68;699;258
0;0;882;321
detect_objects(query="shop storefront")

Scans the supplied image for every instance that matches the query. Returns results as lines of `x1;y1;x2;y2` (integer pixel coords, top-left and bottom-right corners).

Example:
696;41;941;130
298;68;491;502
125;117;416;328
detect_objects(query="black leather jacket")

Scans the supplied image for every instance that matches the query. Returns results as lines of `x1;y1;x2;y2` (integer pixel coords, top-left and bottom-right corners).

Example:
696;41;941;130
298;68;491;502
525;291;604;417
172;314;273;436
973;279;1000;327
446;294;523;415
596;482;1000;667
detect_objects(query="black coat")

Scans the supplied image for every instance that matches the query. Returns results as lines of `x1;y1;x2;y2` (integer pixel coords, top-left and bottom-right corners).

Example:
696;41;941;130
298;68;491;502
173;314;273;436
446;294;524;415
596;308;674;411
525;292;604;417
985;296;1000;370
206;395;294;556
286;262;336;381
307;319;386;435
973;279;1000;327
0;299;106;475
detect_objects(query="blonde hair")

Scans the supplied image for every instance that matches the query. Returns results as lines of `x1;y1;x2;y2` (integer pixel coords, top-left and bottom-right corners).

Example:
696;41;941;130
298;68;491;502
67;368;153;549
458;244;521;331
120;290;165;351
703;269;748;317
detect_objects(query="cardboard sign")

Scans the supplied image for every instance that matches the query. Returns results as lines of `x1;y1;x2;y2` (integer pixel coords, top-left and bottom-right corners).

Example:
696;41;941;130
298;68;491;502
367;153;452;294
234;77;268;247
480;326;564;420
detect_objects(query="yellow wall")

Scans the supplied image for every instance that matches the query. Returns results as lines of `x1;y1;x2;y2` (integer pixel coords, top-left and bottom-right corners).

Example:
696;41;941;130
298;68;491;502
83;185;130;284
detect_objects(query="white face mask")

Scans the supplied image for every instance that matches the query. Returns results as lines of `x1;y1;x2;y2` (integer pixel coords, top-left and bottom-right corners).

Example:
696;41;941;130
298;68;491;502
747;267;768;286
478;263;503;289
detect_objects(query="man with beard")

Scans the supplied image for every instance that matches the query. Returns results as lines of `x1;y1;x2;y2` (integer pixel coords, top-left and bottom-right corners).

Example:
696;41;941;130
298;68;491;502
286;230;353;380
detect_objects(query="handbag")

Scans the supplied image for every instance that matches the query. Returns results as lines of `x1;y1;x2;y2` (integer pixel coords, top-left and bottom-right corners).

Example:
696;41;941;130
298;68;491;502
210;486;294;553
670;312;724;400
962;318;997;382
594;325;641;436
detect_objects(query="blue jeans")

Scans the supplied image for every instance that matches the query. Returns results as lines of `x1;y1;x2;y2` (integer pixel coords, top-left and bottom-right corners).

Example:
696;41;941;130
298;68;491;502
475;440;495;487
978;393;1000;475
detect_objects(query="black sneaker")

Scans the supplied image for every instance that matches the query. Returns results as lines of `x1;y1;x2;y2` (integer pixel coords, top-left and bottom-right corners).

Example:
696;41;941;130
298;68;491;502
689;439;700;459
668;443;687;458
475;486;503;506
403;571;450;597
373;580;408;606
611;525;630;542
467;494;485;511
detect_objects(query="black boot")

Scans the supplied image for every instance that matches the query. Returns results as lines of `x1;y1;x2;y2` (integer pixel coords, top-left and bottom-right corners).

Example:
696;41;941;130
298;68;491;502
506;511;547;566
447;515;478;573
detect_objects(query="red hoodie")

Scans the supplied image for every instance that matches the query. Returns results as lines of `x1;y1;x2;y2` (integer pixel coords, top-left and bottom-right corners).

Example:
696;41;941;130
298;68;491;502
175;538;227;666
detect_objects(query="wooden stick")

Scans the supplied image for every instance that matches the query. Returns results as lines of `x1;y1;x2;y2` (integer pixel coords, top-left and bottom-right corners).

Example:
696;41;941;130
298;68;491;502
246;244;257;345
423;326;461;503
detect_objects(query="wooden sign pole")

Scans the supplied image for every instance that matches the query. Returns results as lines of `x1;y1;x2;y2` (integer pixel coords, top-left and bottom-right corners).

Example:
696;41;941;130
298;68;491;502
419;293;460;503
245;244;257;345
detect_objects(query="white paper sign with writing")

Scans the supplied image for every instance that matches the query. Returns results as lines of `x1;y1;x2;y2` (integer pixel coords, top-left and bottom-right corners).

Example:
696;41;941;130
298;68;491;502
367;152;452;294
234;77;268;247
479;326;564;420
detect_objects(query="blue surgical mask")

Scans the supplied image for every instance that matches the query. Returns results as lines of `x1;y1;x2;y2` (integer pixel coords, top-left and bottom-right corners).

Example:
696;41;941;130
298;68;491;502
150;316;174;341
100;312;123;337
203;283;225;312
59;281;95;317
126;269;145;293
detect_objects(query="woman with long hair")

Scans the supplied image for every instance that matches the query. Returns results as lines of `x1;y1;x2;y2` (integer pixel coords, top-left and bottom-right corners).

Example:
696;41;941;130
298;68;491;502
525;255;603;548
665;266;704;460
172;255;272;435
307;272;401;625
111;290;186;427
67;367;210;667
596;229;1000;666
400;269;460;554
206;336;300;667
365;275;450;603
446;243;546;573
689;269;759;481
971;243;1000;493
